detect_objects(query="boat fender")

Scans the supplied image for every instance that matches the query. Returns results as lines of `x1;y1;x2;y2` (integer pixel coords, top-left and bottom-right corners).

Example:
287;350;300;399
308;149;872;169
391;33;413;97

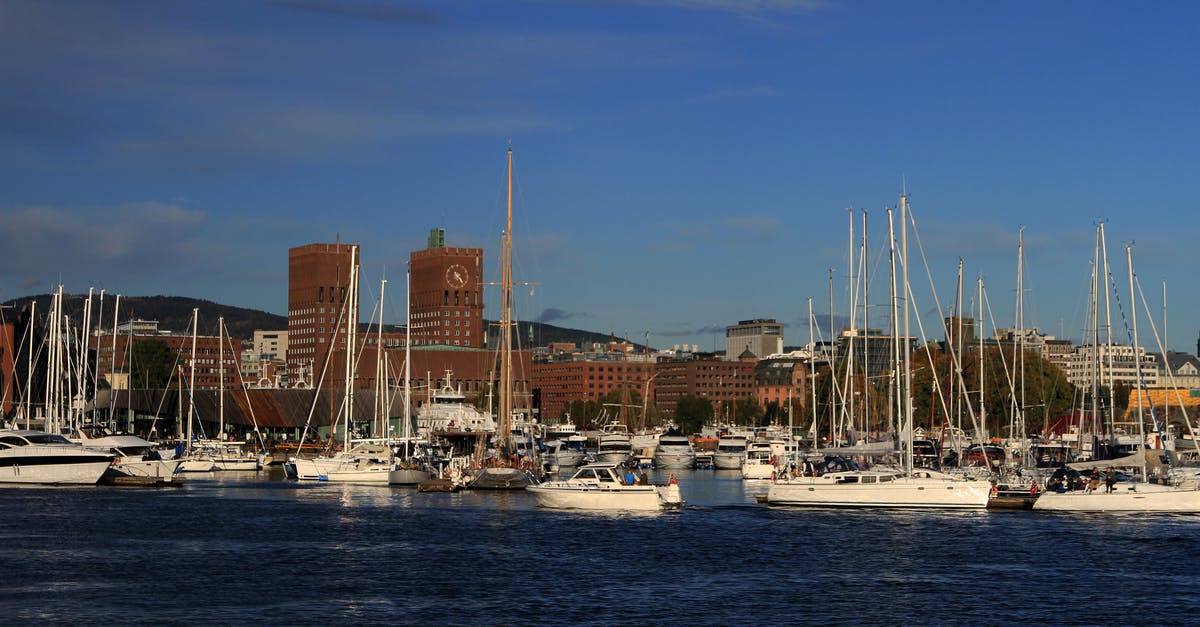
668;473;678;486
990;484;999;497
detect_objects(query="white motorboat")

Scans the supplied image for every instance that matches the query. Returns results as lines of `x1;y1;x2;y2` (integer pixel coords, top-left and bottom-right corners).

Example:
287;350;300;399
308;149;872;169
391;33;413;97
596;432;634;464
527;462;684;511
78;433;181;480
713;435;748;469
542;435;589;468
766;467;992;509
653;431;695;469
741;441;777;480
0;429;113;485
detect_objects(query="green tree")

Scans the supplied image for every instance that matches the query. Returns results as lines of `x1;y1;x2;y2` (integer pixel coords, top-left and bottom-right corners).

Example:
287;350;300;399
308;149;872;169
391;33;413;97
675;394;713;435
130;339;178;389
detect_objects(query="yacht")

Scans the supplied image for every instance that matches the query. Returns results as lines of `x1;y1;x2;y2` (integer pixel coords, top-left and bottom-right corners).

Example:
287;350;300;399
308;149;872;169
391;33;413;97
767;464;991;509
76;432;181;480
526;462;684;511
595;431;634;464
713;435;748;469
741;441;777;480
286;440;394;483
653;430;695;469
417;372;497;437
0;429;114;485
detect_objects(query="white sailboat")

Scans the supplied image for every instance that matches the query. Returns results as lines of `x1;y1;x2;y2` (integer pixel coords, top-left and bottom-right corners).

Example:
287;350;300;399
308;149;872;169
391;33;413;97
389;270;433;486
289;245;395;483
768;194;991;509
1034;242;1200;512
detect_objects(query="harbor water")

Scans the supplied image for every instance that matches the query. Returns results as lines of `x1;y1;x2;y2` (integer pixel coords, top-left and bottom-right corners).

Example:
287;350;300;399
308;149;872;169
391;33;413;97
3;468;1200;625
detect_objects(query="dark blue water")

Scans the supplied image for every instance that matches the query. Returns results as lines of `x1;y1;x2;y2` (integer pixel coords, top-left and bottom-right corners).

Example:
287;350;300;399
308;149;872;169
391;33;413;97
2;468;1199;625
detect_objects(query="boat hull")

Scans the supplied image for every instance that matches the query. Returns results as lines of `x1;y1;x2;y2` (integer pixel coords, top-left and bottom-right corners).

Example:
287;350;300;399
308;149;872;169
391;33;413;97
741;461;776;480
466;466;538;490
767;476;991;509
0;457;112;485
527;483;684;511
1032;483;1200;512
653;451;695;470
713;452;745;469
388;467;433;485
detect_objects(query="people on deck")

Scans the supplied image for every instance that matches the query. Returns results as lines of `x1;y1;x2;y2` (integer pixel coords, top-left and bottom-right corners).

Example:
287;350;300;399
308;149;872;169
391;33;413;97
1104;467;1117;493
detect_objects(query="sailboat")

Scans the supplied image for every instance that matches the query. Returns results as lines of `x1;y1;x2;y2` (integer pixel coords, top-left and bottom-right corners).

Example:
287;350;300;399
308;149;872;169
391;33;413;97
1034;242;1200;512
767;194;992;509
389;270;433;486
288;246;395;483
462;147;540;490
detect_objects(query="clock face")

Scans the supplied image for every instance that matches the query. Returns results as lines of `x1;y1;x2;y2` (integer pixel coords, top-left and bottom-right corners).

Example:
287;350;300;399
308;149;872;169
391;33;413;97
445;264;468;288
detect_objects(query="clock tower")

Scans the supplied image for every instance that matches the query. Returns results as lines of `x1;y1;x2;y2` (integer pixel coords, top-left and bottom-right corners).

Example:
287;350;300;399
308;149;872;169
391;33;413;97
409;229;484;348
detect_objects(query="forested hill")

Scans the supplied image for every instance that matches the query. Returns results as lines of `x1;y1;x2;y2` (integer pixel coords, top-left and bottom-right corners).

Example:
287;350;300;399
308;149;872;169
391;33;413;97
2;294;635;348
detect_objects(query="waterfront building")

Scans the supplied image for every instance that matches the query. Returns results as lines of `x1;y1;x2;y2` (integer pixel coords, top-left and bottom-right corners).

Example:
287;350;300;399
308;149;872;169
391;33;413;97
409;228;484;348
94;319;243;391
725;318;782;361
531;346;655;423
286;241;358;386
654;355;756;423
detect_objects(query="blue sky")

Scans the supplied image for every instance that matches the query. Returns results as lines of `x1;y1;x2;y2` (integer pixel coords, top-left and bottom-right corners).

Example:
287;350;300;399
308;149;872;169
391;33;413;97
2;0;1198;353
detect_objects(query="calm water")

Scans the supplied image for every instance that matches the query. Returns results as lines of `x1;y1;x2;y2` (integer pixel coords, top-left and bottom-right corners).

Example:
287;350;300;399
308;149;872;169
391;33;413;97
2;468;1199;625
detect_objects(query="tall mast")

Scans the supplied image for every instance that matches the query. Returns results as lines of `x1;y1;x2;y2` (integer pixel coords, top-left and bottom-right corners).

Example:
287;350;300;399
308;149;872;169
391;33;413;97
808;297;817;446
342;244;359;446
1127;244;1148;480
218;316;225;438
377;277;387;438
900;193;913;474
404;267;412;440
186;308;198;453
500;147;514;449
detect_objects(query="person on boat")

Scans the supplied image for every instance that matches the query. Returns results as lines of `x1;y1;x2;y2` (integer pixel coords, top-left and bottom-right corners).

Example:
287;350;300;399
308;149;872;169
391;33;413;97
637;469;648;485
624;467;637;485
1104;467;1117;493
1086;469;1099;494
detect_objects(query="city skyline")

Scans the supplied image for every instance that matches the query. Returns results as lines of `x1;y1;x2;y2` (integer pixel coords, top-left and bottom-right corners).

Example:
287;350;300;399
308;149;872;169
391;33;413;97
3;1;1198;352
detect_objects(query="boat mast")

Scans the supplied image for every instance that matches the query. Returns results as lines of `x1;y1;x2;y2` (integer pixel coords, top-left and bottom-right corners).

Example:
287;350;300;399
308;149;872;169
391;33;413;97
886;208;899;447
900;193;913;474
187;308;198;454
403;267;412;441
1126;244;1149;481
377;277;387;439
808;297;817;447
218;315;225;438
499;147;515;451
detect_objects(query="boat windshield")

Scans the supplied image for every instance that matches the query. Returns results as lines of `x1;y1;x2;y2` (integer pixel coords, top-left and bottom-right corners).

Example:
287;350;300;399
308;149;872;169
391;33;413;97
21;434;74;445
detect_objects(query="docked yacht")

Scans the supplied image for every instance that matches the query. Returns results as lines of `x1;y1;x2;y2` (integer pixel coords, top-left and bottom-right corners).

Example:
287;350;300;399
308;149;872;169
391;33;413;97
741;441;777;480
596;431;634;464
0;429;114;485
713;435;748;469
653;430;695;469
77;432;180;480
767;466;991;509
286;440;394;483
417;372;497;437
526;462;684;511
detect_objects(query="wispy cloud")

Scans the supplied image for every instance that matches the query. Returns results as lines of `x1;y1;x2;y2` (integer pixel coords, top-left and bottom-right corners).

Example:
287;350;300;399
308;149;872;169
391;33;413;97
536;307;588;323
694;85;779;102
265;0;445;23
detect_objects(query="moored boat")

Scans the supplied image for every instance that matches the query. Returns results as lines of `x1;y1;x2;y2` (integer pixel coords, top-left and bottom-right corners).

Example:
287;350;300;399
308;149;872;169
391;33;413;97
526;462;684;511
0;429;114;485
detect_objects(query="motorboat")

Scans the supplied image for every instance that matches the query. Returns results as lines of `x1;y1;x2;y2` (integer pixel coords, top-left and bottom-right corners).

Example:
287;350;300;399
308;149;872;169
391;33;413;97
0;429;114;485
741;441;777;480
766;466;992;509
595;431;634;464
713;435;748;469
541;435;589;469
526;462;684;511
653;430;695;470
77;433;181;480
